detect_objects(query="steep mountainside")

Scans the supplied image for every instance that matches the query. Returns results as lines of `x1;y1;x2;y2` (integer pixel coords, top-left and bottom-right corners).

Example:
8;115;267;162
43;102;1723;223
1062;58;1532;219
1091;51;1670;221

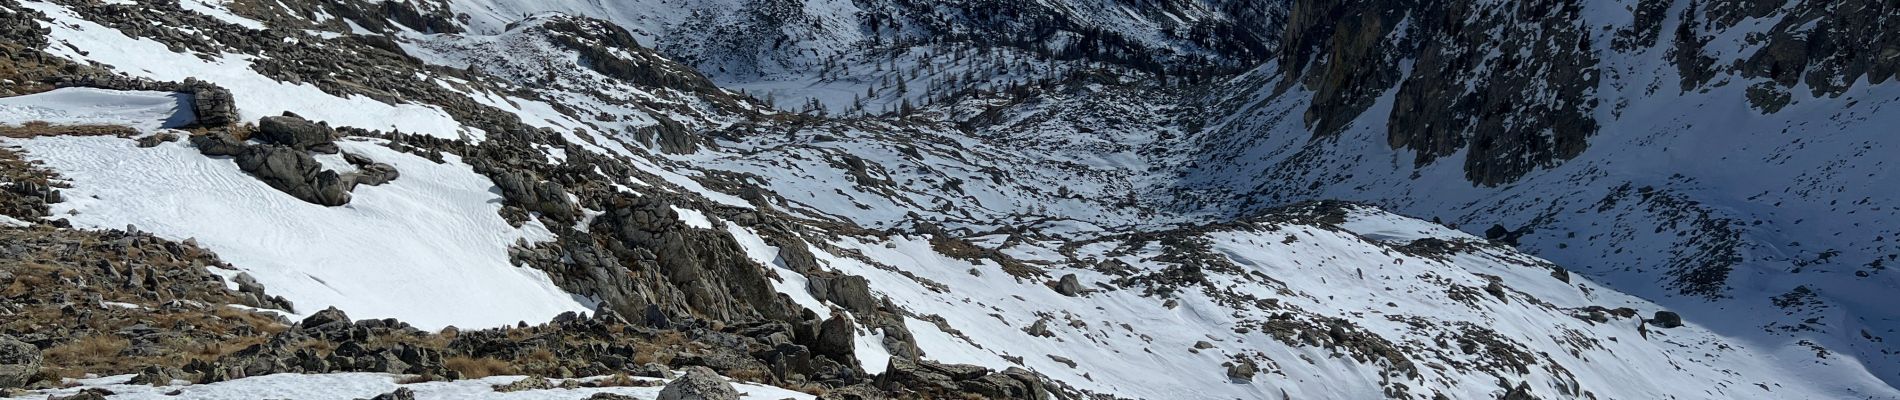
0;0;1896;399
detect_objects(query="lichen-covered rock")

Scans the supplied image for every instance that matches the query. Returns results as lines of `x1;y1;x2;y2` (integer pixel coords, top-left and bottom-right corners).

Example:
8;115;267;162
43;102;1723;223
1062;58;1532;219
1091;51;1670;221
363;387;415;400
491;376;553;392
0;334;41;389
656;366;739;400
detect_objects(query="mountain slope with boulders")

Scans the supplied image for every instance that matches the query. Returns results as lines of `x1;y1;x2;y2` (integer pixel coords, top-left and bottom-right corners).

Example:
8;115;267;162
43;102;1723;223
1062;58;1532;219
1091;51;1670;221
0;0;1896;399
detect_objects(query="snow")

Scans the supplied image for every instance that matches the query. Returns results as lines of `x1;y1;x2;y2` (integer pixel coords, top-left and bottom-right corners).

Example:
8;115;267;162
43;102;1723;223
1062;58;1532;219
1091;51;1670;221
176;0;267;30
794;211;1900;399
24;1;470;140
670;205;712;229
6;135;589;330
723;224;827;314
5;372;814;400
853;324;892;375
0;87;195;131
1335;206;1481;242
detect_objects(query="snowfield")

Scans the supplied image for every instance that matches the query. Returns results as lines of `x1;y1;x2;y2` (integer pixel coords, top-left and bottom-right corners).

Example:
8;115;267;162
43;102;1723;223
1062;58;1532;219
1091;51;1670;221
22;1;472;140
792;207;1900;399
0;87;194;130
8;135;588;330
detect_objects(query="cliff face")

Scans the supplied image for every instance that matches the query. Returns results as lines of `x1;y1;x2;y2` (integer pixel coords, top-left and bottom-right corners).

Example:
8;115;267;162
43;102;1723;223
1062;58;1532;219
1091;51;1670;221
1269;0;1900;186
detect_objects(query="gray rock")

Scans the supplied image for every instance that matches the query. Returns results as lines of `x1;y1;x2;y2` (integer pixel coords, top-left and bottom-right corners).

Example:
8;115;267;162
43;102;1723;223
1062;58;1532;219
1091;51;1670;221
586;393;638;400
350;163;400;186
233;145;352;206
1024;319;1053;338
47;388;111;400
126;365;186;386
631;362;674;379
364;387;415;400
300;306;351;328
805;274;876;314
0;334;41;388
1051;274;1084;297
181;78;238;127
136;132;179;148
813;315;856;361
1225;359;1257;382
256;115;337;151
657;366;738;400
1651;311;1684;328
491;376;552;393
189;132;248;156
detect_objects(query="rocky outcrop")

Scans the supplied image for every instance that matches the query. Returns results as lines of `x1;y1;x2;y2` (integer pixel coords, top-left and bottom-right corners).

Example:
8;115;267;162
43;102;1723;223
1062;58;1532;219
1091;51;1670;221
0;334;40;389
188;132;248;156
657;366;739;400
179;78;238;127
233;145;353;206
875;359;1050;400
256;115;339;153
189;122;398;207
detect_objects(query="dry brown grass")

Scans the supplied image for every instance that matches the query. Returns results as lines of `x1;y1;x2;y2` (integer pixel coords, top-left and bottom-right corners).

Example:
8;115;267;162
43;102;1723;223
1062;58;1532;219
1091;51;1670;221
444;356;516;379
42;335;132;377
0;121;138;138
213;306;290;334
631;331;689;365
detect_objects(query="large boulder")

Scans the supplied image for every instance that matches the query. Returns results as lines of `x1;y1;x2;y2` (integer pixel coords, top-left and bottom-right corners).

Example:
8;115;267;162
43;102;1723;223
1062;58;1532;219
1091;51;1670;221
181;78;238;127
656;366;739;400
1051;274;1085;297
234;145;352;206
813;315;856;361
256;115;338;153
350;163;400;186
1651;311;1684;328
0;334;42;389
300;306;352;328
805;274;876;314
189;131;249;157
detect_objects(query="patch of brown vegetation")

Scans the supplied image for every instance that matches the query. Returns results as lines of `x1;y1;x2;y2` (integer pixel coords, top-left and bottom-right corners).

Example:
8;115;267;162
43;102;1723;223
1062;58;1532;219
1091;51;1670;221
444;356;516;379
0;121;139;138
930;235;1046;279
40;335;131;378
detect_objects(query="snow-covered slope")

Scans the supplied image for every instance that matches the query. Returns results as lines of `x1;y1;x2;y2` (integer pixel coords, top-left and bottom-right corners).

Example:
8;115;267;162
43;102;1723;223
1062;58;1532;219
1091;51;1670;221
3;0;1897;398
1163;0;1900;390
